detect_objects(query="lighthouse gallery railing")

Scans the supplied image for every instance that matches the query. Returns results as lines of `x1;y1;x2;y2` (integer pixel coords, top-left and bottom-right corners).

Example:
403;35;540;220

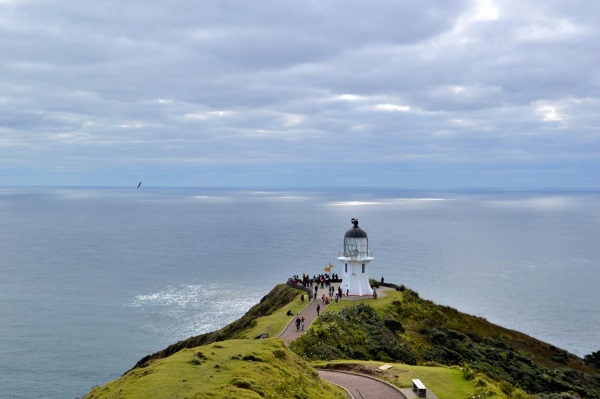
337;250;373;259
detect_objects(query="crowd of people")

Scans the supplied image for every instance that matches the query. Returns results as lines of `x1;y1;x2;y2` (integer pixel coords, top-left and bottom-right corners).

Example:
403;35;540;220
288;272;350;304
288;273;385;306
289;272;341;288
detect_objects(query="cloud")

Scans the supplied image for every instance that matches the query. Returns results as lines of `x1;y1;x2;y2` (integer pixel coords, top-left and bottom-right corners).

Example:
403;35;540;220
373;104;411;112
0;0;598;187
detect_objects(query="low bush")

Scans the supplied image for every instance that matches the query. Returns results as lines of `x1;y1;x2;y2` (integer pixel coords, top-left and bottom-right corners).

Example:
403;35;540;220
384;318;405;333
290;304;416;364
584;350;600;369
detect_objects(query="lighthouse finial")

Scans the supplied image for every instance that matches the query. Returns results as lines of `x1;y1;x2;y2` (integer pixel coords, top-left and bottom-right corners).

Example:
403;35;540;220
351;218;359;228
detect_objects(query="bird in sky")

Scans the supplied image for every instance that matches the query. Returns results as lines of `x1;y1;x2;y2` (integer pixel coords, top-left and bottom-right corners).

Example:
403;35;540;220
137;181;142;189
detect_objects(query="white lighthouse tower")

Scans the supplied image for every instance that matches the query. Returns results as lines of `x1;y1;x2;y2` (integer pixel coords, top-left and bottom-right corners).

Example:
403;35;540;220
337;218;374;297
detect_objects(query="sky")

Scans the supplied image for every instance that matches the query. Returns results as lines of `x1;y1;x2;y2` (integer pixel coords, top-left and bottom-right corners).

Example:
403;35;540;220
1;0;599;188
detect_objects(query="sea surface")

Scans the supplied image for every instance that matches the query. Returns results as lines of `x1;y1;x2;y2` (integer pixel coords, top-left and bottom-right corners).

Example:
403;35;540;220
0;187;598;398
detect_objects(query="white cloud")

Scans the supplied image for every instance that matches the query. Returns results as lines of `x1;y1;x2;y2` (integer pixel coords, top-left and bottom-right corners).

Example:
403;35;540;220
536;104;562;122
373;104;411;112
118;122;146;128
473;0;499;22
184;111;234;121
334;94;367;102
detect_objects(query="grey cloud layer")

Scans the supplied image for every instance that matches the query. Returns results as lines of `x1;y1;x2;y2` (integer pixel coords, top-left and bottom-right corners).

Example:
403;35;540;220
1;0;598;186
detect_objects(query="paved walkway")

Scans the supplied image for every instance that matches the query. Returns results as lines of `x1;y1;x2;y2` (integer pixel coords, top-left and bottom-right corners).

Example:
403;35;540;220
278;284;408;399
318;370;407;399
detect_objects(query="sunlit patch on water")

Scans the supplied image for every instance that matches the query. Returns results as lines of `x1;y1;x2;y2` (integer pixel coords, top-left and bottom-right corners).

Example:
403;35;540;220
330;198;446;206
130;283;260;342
485;196;573;210
330;201;383;206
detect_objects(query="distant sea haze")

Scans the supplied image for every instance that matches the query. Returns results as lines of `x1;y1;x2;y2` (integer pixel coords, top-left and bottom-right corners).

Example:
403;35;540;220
0;187;598;399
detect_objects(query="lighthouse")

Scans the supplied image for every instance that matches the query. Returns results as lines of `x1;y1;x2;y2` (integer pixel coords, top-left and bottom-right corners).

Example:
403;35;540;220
337;218;374;296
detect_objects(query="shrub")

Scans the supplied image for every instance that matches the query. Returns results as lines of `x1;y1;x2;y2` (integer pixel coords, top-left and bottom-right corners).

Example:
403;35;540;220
584;350;600;368
369;278;381;288
384;318;405;333
290;304;416;364
241;354;263;362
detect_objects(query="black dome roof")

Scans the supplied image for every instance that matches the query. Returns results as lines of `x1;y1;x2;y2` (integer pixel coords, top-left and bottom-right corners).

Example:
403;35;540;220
344;218;368;238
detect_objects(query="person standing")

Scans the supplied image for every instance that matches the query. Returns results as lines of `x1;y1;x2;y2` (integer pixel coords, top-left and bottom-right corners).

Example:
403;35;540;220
301;316;305;331
316;304;320;316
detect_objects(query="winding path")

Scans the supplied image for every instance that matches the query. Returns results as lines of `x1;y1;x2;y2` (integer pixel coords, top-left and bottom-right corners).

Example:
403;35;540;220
318;370;408;399
278;284;407;399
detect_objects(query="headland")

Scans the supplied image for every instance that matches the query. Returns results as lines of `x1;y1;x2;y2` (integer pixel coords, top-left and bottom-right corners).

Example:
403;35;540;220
84;279;600;399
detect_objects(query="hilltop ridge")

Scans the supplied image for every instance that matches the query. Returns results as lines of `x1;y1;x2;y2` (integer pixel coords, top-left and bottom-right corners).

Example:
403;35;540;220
85;282;600;399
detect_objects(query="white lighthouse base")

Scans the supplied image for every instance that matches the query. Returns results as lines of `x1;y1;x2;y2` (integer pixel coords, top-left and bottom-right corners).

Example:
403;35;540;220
341;276;373;297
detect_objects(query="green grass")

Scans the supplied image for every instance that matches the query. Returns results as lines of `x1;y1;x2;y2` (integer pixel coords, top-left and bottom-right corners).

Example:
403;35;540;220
241;293;308;339
322;286;405;311
86;339;347;399
312;360;503;399
240;287;405;341
292;286;600;398
87;283;600;399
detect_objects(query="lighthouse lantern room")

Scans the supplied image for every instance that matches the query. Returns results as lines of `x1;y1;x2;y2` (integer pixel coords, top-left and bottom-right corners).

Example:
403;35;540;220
337;218;374;296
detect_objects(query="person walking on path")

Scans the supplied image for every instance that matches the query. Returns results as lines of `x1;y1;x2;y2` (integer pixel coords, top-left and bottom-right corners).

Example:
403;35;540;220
295;317;301;331
316;304;320;316
279;296;321;344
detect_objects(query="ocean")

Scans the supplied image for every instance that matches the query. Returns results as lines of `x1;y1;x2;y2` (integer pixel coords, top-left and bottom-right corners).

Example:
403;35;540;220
0;187;598;398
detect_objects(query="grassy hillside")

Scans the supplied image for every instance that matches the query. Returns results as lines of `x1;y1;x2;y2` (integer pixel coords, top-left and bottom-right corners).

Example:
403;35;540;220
87;282;600;399
86;338;346;399
290;283;600;398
